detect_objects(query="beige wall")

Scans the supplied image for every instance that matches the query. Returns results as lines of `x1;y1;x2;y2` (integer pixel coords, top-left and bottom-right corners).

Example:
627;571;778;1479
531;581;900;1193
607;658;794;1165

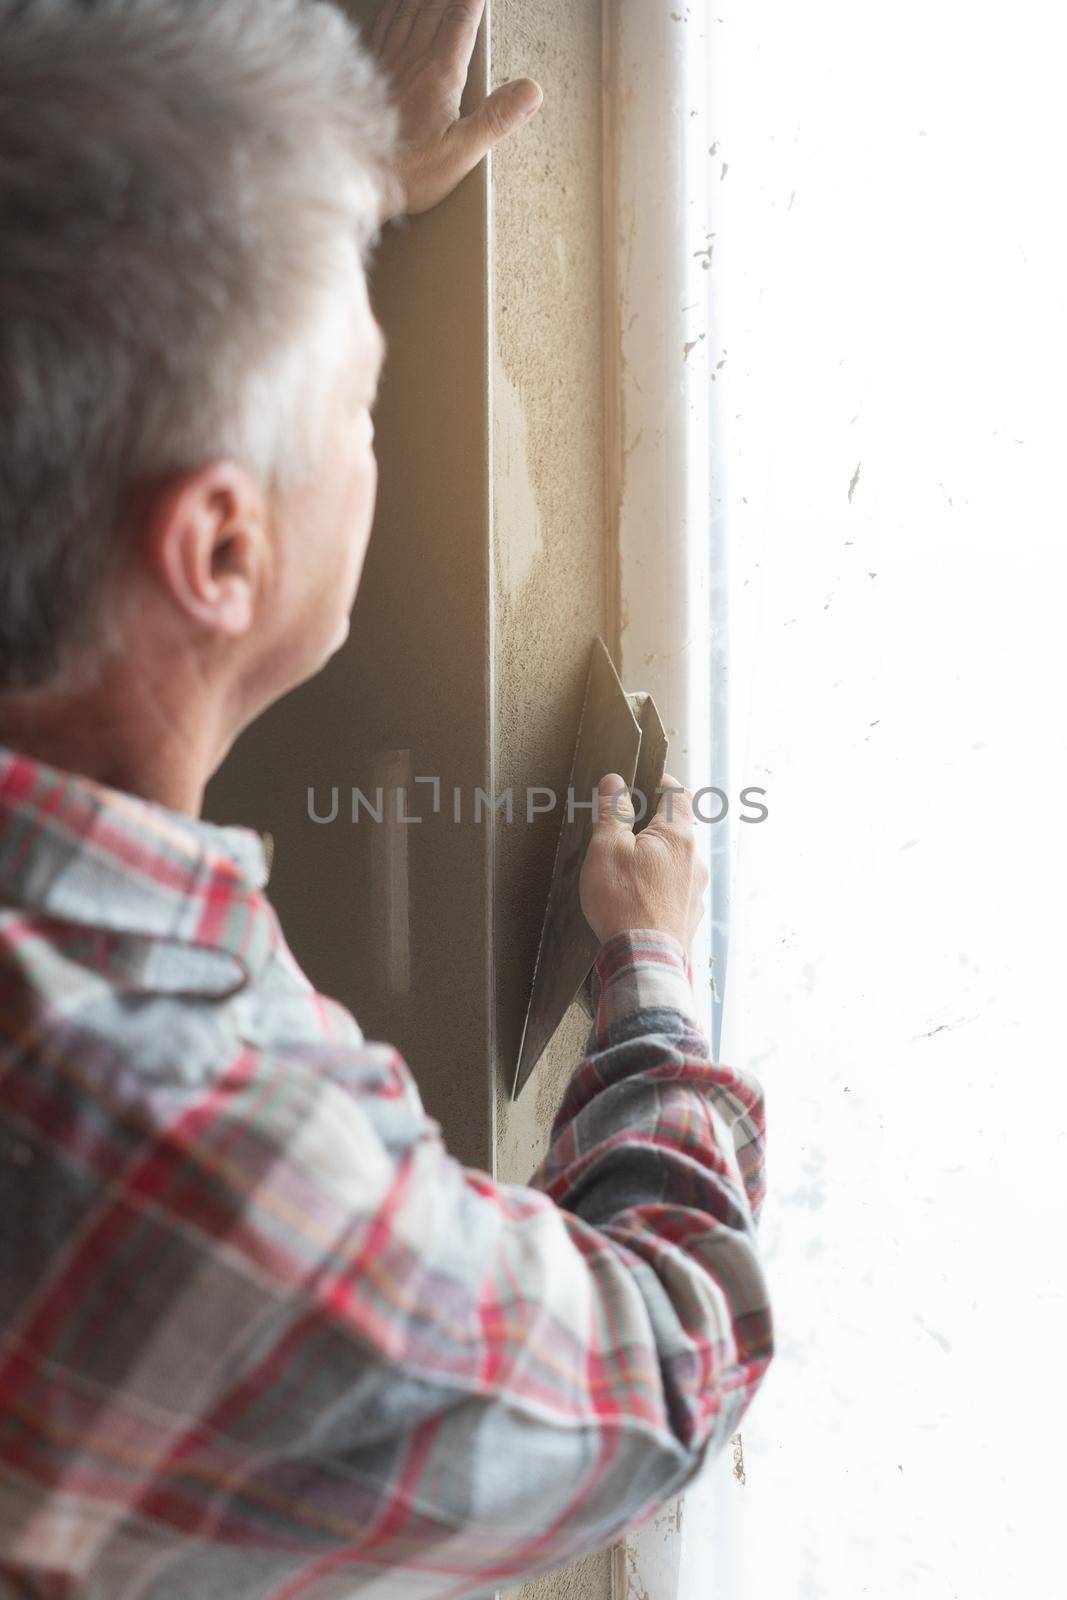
490;3;612;1597
490;0;609;1180
207;3;614;1593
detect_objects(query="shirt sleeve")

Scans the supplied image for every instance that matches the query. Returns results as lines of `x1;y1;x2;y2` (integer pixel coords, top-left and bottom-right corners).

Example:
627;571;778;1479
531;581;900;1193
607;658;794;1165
167;929;775;1594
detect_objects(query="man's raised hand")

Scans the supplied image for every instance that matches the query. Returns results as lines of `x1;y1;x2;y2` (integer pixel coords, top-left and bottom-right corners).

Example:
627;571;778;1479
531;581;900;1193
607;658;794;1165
371;0;543;220
579;773;710;952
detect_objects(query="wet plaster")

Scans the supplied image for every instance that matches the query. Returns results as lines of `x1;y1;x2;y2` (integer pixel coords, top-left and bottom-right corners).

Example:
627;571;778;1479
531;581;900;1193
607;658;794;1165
490;0;608;1165
491;2;613;1598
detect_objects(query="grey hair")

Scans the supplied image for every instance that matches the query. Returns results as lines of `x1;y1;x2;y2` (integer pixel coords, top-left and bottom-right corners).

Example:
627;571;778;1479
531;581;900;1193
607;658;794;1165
0;0;398;688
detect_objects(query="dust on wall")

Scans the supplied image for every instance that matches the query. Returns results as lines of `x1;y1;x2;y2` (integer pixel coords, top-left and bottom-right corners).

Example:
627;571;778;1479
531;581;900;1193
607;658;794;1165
491;1;614;1596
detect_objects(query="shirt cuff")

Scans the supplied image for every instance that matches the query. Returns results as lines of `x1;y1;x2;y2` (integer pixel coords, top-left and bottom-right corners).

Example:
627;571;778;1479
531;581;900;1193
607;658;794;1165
590;928;704;1036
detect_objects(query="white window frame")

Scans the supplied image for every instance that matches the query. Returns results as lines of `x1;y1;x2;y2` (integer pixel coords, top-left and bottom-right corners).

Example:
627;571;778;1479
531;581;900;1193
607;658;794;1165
606;4;738;1596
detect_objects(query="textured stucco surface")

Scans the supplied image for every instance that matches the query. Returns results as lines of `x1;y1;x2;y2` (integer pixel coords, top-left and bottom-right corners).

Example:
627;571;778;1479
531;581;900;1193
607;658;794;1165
491;0;608;1157
491;3;613;1598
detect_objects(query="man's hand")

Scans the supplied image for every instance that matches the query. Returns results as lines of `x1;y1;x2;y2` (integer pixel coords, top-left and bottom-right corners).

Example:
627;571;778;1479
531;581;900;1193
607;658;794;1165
580;772;709;951
371;0;543;221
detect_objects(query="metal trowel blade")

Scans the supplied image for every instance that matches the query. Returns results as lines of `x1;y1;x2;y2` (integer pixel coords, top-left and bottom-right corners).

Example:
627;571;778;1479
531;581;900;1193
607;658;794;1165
512;638;644;1100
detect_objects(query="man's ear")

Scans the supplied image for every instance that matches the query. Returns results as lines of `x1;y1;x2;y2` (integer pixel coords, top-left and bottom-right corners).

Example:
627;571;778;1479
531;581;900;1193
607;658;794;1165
143;461;268;638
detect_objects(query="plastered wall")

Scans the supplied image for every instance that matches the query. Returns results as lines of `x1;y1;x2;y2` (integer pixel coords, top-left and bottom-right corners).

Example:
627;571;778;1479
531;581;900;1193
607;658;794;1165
490;4;613;1600
490;0;609;1162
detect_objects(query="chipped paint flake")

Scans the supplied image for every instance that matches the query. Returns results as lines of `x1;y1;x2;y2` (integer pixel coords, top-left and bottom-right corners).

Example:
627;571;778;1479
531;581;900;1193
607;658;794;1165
731;1432;747;1485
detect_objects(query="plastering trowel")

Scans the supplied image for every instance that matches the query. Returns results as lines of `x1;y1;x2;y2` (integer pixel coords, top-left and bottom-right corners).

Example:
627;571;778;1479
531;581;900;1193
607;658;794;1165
512;637;668;1100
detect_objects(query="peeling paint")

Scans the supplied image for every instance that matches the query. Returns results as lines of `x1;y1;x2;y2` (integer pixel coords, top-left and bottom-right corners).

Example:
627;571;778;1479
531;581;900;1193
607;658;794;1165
731;1432;747;1486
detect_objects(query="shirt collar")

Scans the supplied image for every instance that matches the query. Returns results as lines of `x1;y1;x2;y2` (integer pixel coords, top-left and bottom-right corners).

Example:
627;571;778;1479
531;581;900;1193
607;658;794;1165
0;746;276;998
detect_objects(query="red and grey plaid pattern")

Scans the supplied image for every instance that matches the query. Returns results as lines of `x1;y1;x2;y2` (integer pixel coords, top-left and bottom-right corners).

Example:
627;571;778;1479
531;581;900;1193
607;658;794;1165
0;748;774;1598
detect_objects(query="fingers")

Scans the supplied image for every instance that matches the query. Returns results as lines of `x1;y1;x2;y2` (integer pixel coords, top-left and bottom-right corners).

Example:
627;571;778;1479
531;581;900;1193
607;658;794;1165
375;0;486;71
654;772;695;830
432;0;486;72
449;77;543;166
374;0;422;60
582;770;708;949
592;771;696;833
373;0;541;217
369;0;404;57
593;772;637;833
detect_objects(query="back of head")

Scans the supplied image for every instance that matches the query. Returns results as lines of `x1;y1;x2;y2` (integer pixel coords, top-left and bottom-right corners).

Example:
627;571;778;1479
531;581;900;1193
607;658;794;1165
0;0;396;689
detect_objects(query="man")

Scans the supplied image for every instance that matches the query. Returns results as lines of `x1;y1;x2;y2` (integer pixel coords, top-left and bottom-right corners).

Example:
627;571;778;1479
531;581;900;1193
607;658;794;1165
0;2;774;1595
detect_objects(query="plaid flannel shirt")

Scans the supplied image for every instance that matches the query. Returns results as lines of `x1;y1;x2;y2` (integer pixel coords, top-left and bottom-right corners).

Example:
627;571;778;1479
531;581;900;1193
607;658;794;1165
0;746;774;1599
